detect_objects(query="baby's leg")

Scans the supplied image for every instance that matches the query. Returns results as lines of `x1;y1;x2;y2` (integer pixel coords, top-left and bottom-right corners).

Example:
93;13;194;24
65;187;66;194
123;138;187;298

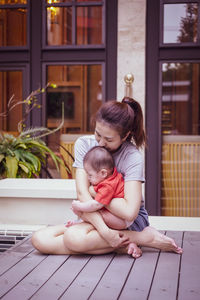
100;208;142;258
100;208;127;230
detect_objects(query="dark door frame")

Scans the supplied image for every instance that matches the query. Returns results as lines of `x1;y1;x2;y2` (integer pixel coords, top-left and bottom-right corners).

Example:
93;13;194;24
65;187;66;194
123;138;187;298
145;0;200;215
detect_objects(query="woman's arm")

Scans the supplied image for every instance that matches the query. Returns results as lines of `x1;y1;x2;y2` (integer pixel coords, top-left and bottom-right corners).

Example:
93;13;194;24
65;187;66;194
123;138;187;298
107;180;142;222
75;168;93;203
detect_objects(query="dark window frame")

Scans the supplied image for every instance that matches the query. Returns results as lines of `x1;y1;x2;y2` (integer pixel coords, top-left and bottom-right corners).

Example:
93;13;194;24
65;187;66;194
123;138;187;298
0;63;30;127
0;1;30;50
42;61;106;127
146;0;200;215
42;0;105;49
0;0;117;132
160;0;200;47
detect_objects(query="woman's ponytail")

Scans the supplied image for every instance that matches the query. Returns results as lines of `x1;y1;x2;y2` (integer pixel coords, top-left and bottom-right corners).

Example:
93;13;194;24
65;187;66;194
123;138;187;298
122;97;146;148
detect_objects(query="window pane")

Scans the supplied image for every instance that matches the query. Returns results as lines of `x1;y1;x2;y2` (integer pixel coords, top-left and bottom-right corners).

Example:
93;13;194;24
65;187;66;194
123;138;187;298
0;71;23;132
0;0;27;4
46;64;102;178
76;0;102;2
76;6;102;44
163;3;198;44
161;63;200;135
161;62;200;217
46;64;102;133
0;8;27;46
47;7;72;45
46;0;72;3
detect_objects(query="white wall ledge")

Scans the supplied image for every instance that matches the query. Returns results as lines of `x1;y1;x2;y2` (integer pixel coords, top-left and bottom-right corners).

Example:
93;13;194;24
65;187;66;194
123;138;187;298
0;179;199;231
0;178;77;199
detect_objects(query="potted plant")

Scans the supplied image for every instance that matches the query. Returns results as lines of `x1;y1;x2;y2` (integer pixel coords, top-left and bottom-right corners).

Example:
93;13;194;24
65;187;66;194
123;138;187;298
0;85;72;179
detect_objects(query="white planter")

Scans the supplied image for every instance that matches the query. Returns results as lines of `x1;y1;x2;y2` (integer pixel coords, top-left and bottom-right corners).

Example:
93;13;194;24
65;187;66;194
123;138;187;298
0;179;77;227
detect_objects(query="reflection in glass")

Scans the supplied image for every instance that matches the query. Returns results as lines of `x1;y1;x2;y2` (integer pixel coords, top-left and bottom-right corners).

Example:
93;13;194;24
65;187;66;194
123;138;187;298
47;7;72;45
46;64;102;178
0;0;27;4
76;6;102;44
46;64;102;134
161;63;200;135
0;71;23;132
76;0;102;2
161;63;200;217
0;8;27;46
46;0;72;3
163;3;198;43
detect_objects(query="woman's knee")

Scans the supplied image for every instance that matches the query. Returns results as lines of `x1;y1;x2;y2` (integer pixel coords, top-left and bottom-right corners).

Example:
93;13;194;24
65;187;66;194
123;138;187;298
31;230;43;250
31;229;50;254
63;225;93;253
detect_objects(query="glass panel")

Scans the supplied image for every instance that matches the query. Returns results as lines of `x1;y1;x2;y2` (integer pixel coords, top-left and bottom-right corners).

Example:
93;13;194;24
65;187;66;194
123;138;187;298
161;62;200;217
0;0;27;4
163;3;198;43
0;8;27;46
0;71;23;132
47;6;72;45
46;64;102;177
76;6;102;44
46;0;72;3
76;0;102;2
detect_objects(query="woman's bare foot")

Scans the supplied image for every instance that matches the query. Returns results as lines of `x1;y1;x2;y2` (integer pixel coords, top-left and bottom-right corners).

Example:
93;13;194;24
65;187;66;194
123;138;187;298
127;242;142;258
143;227;183;254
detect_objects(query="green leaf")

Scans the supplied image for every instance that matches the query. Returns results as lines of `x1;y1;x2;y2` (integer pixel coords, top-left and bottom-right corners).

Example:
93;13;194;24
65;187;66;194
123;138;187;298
18;162;29;174
20;151;41;172
5;156;18;178
16;143;27;149
26;140;60;170
0;154;5;163
18;161;35;177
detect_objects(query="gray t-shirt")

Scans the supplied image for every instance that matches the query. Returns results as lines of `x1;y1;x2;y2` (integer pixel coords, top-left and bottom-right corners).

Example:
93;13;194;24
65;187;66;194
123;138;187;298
73;135;145;183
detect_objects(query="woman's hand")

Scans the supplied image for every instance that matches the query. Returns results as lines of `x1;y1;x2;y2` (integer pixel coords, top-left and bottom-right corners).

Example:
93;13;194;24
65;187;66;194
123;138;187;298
101;228;130;248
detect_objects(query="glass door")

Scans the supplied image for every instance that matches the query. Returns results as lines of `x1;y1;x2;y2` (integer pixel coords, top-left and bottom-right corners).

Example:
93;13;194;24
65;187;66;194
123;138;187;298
0;70;23;133
161;62;200;216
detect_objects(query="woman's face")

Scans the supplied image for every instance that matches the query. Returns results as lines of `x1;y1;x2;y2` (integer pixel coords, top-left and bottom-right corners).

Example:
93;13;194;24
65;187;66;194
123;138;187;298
95;121;125;152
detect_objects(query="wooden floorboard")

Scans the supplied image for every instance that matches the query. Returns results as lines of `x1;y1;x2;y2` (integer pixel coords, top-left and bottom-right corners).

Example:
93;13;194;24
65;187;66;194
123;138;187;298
178;231;200;300
0;231;199;300
148;231;183;300
0;237;34;276
118;248;159;300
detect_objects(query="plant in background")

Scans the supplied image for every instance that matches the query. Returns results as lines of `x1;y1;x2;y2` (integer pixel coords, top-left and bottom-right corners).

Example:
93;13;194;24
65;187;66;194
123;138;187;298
0;84;72;179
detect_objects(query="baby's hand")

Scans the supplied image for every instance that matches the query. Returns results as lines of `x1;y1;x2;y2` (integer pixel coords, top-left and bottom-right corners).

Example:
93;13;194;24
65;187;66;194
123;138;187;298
71;200;82;217
71;200;82;210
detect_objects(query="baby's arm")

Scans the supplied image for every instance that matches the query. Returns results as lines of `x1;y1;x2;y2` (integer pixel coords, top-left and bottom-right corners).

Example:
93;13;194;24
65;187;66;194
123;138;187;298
72;199;104;213
89;185;97;198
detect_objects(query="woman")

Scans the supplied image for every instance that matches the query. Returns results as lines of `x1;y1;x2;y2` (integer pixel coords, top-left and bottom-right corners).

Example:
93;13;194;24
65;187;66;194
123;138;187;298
32;97;182;258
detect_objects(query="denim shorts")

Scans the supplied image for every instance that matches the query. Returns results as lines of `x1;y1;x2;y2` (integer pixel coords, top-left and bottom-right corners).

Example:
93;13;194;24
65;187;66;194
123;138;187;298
128;205;150;232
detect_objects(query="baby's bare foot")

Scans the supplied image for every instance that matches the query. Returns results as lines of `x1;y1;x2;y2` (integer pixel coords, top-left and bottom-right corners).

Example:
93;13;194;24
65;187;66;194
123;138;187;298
65;219;83;227
127;242;142;258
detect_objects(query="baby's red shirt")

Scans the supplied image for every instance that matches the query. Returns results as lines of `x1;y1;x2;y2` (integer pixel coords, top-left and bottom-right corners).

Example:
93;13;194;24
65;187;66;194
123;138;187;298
93;168;124;205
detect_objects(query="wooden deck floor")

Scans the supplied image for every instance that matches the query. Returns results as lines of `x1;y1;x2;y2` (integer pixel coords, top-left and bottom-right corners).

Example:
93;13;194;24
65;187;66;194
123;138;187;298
0;230;200;300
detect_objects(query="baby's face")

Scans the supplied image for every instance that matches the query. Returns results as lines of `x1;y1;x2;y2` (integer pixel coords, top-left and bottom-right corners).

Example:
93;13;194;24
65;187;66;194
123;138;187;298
84;163;105;185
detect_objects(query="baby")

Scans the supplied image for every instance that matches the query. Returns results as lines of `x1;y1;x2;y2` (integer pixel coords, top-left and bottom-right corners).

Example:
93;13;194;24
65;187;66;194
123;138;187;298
67;146;132;230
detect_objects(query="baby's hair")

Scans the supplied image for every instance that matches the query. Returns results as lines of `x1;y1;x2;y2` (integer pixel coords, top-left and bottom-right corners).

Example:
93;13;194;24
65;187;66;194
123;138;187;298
83;146;114;174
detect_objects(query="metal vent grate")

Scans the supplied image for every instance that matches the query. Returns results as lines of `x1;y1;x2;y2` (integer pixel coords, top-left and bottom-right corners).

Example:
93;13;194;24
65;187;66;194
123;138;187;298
0;230;32;253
